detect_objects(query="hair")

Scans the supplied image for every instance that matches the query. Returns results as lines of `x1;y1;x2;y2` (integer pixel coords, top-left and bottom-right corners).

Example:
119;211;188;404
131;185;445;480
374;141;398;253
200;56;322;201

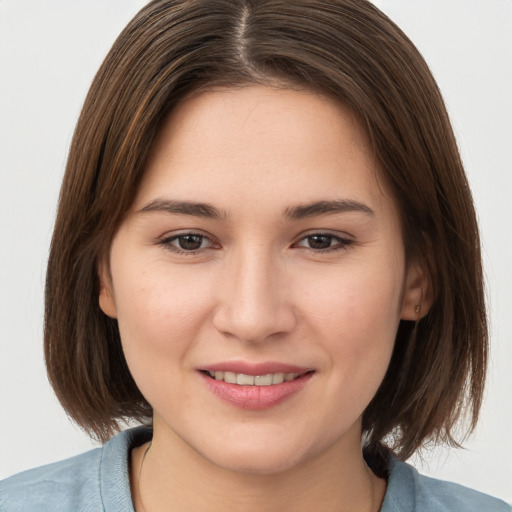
45;0;487;464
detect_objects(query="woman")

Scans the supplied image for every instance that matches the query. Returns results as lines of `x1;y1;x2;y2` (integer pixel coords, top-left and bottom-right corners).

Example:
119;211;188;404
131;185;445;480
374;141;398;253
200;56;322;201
1;1;509;511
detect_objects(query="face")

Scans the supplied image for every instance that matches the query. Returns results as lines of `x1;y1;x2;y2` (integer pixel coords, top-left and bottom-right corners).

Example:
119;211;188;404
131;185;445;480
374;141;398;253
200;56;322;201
100;85;425;474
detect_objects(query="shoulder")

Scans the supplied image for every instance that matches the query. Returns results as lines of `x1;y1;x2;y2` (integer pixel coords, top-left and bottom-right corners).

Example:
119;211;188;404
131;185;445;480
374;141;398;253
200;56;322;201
381;457;511;512
0;426;152;512
0;447;103;512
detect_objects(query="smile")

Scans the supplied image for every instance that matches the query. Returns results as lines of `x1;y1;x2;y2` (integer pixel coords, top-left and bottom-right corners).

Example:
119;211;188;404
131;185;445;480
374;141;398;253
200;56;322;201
201;369;314;410
205;371;302;386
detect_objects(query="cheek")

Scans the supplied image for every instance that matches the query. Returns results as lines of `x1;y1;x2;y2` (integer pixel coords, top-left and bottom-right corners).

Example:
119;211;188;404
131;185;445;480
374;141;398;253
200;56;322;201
298;259;404;386
112;264;220;410
300;259;404;333
112;261;217;365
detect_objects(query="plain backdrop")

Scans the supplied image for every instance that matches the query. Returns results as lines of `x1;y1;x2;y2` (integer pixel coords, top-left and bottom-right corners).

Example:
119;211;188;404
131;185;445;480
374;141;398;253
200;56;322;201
1;0;511;503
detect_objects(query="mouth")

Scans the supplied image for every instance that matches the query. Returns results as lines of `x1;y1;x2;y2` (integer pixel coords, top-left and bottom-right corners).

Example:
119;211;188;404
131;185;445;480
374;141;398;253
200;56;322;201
199;365;314;410
201;370;312;386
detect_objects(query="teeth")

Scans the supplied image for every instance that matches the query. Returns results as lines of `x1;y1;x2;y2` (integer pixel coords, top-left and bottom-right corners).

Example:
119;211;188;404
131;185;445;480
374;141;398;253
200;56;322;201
236;373;255;385
272;373;284;384
254;374;273;386
207;371;300;386
223;372;236;384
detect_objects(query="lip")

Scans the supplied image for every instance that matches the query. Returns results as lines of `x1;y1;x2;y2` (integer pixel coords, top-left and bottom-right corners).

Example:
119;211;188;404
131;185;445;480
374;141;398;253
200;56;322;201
201;361;312;376
199;361;314;410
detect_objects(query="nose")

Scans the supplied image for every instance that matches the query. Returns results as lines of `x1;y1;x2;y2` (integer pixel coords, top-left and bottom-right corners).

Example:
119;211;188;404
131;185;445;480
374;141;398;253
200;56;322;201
212;246;297;344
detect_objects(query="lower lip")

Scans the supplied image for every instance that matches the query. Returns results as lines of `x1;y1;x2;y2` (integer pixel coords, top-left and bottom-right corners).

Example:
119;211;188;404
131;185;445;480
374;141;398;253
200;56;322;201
200;372;313;410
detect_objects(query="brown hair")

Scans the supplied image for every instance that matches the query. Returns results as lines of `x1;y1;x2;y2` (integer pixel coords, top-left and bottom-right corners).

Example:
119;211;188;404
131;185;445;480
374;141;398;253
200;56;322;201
45;0;487;461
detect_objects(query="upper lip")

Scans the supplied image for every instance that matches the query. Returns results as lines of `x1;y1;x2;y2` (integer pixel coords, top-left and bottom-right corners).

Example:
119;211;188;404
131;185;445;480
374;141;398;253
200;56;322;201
200;361;312;376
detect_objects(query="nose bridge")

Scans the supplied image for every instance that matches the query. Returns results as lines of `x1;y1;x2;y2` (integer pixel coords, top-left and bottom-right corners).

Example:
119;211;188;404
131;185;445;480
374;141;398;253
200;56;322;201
213;243;295;343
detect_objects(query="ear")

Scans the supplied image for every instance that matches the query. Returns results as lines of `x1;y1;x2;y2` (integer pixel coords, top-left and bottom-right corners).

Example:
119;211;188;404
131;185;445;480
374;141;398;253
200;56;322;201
400;260;433;320
98;261;118;319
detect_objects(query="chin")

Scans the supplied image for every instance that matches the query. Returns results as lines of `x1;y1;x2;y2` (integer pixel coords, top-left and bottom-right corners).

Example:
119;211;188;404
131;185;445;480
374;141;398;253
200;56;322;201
210;449;303;476
195;434;319;476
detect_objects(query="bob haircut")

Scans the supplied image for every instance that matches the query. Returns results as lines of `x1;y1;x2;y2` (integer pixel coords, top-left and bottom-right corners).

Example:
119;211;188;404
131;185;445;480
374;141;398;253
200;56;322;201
45;0;487;462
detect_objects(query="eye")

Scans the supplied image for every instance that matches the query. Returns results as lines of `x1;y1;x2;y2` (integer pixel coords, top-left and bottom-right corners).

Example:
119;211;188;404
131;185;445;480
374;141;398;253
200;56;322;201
295;233;353;252
158;232;217;253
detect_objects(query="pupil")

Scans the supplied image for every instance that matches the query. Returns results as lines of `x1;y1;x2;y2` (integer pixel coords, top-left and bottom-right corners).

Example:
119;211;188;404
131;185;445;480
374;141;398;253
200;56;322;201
308;235;331;249
179;235;202;250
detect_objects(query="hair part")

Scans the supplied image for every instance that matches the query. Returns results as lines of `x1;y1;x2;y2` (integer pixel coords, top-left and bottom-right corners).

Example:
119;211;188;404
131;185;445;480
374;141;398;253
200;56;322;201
45;0;487;461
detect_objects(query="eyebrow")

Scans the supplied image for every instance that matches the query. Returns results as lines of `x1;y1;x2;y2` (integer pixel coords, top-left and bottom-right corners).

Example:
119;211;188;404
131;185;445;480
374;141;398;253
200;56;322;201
138;198;374;221
284;199;374;219
139;199;226;220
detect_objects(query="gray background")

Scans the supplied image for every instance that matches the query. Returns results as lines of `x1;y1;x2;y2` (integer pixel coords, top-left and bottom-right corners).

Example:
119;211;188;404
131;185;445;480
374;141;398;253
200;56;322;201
1;0;511;502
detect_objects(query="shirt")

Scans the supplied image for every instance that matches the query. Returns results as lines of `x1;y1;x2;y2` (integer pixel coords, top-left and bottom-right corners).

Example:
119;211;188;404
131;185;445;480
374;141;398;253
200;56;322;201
1;426;509;511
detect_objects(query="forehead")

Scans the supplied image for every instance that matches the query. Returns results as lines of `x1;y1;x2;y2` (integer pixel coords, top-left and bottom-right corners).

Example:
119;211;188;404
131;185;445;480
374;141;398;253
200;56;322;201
134;85;394;219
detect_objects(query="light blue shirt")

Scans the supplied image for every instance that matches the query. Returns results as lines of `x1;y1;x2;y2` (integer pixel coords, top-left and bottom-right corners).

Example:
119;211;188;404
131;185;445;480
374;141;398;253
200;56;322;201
1;427;509;511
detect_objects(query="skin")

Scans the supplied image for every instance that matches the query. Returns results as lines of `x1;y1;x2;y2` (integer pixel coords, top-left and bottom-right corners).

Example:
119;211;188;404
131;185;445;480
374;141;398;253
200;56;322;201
99;85;428;512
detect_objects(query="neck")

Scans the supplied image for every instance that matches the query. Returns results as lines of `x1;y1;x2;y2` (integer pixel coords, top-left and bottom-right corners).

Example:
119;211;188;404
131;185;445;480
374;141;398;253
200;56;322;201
131;424;386;512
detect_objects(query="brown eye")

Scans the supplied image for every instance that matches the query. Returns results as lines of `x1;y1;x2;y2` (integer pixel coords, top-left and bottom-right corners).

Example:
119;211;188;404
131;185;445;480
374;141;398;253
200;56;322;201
159;232;215;253
295;232;354;252
306;235;333;249
175;234;205;251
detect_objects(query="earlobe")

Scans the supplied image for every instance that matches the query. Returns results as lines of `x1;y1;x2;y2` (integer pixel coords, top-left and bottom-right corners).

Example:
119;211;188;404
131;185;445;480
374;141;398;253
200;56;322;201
98;264;118;319
400;261;433;321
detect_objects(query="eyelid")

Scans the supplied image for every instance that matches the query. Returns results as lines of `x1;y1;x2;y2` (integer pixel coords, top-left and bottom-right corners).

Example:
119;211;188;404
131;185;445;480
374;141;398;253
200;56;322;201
155;229;354;255
157;230;220;254
294;228;354;241
292;230;355;252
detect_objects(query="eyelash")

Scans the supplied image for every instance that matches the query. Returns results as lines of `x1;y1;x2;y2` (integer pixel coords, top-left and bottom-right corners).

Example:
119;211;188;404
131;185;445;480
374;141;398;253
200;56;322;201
157;231;354;255
157;232;218;255
294;232;354;253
